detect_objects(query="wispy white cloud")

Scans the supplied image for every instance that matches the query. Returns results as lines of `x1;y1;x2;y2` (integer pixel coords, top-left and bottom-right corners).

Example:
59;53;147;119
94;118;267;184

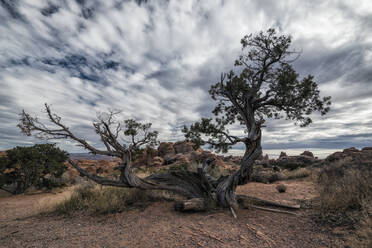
0;0;371;152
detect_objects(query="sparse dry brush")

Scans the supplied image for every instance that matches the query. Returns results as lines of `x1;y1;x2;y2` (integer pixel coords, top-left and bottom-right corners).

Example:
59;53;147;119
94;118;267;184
251;166;311;183
284;167;311;180
315;159;372;226
53;183;178;215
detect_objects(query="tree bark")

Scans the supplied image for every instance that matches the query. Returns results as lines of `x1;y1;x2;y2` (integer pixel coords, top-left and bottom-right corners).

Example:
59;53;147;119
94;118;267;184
214;128;262;208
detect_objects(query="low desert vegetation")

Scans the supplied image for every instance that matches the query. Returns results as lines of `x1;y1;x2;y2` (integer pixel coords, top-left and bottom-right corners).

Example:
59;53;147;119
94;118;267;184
52;182;178;215
313;159;372;247
284;167;311;180
252;166;311;183
315;159;372;226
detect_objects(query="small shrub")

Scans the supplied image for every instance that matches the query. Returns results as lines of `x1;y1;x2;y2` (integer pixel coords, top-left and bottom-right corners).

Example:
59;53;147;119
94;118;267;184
276;184;287;193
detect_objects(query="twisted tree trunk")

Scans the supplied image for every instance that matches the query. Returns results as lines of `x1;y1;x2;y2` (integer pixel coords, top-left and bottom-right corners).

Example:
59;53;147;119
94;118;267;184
215;129;262;208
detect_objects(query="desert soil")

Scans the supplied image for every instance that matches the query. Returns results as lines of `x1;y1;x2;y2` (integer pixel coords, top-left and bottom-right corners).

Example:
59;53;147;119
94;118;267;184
0;179;349;248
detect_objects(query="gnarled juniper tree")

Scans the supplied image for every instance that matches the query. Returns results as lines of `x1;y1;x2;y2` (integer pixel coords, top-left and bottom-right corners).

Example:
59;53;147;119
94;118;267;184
18;29;330;213
19;104;219;199
182;28;331;208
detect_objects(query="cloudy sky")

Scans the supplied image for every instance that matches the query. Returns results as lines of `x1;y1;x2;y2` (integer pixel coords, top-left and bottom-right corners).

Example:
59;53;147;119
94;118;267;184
1;0;372;155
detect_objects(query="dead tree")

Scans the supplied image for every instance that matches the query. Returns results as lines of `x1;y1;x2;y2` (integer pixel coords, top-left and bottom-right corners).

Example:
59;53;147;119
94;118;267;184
18;105;223;200
18;29;331;214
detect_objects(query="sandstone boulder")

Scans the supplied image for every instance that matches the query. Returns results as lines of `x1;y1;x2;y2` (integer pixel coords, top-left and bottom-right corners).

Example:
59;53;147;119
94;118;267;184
300;151;314;158
158;142;175;157
325;147;372;170
276;155;316;170
361;147;372;151
279;152;288;159
149;156;164;167
164;154;190;166
325;151;345;162
132;147;158;167
173;141;195;154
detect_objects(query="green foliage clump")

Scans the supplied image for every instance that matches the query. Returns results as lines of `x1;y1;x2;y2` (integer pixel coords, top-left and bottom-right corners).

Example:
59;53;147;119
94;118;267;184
0;144;68;194
182;28;331;153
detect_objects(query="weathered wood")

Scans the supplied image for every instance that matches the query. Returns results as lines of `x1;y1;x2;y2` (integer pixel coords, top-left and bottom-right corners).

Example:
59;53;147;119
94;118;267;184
236;194;301;209
230;206;237;218
174;198;206;212
250;206;299;215
69;159;211;199
173;194;301;215
215;132;262;208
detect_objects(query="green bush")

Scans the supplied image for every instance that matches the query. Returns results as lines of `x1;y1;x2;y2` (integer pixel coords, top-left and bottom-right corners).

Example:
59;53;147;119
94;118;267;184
0;144;68;194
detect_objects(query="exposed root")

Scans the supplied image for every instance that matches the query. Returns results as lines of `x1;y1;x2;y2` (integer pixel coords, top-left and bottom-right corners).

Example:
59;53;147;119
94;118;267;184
230;206;237;218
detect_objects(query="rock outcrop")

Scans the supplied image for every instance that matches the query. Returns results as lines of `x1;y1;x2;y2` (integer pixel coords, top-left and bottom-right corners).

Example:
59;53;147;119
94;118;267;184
300;151;314;158
158;142;175;157
149;156;164;167
275;154;317;170
62;144;372;186
173;141;195;154
325;147;372;169
279;152;287;159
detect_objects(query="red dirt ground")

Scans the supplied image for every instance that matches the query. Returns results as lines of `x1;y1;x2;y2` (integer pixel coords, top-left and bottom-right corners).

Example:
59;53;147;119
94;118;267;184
0;179;350;248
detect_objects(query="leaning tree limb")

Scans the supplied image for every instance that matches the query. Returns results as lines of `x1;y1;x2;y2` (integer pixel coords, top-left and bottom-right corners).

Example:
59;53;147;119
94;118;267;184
68;157;218;199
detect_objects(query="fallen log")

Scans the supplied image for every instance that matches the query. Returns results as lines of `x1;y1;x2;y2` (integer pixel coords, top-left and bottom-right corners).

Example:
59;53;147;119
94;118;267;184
174;198;206;212
174;195;301;213
236;195;301;209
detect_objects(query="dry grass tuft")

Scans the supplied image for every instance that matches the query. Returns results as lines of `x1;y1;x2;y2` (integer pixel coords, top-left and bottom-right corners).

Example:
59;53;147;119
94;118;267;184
251;167;312;184
284;167;311;180
50;182;177;215
315;159;372;226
